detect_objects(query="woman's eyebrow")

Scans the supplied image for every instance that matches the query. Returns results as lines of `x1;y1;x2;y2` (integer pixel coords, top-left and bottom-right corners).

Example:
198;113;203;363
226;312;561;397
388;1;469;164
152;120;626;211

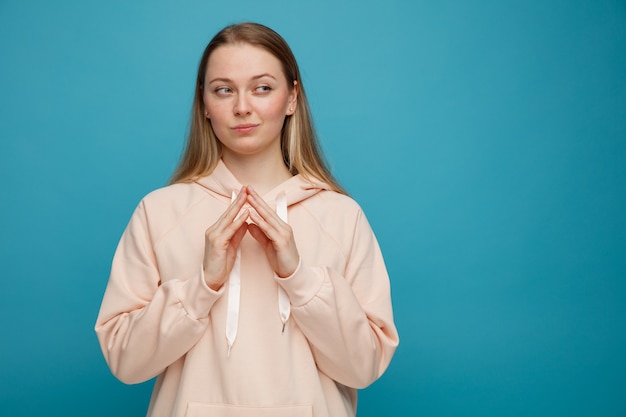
251;73;277;81
208;73;277;84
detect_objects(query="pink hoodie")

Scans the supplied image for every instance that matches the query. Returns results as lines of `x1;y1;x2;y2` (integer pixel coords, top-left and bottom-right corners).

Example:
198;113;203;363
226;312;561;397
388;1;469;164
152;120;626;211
95;161;399;417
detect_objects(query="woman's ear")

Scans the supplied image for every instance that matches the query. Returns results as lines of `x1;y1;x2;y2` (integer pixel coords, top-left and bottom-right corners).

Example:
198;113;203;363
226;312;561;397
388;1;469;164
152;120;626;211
287;80;298;115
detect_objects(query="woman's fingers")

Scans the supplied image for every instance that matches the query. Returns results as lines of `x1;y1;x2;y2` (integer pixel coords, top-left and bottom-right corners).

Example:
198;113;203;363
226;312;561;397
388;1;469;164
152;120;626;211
217;186;248;227
202;188;249;290
246;186;286;236
224;207;250;241
247;205;289;247
246;186;299;277
206;188;248;245
247;222;270;247
205;185;300;283
230;220;249;249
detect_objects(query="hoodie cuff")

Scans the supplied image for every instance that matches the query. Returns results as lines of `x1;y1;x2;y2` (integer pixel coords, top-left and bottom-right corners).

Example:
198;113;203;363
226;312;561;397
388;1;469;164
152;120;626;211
178;265;225;319
275;260;325;307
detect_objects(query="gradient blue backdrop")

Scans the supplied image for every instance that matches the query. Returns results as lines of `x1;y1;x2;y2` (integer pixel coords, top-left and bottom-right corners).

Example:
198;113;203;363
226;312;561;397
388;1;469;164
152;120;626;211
1;0;625;416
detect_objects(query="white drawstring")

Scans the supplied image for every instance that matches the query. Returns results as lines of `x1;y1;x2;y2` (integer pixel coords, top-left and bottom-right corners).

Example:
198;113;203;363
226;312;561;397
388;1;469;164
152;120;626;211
275;192;291;333
225;191;241;357
225;191;291;356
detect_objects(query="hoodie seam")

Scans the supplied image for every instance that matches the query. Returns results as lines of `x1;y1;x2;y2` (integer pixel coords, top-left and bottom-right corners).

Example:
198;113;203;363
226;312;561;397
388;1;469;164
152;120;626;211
192;181;235;202
298;197;349;264
150;190;214;250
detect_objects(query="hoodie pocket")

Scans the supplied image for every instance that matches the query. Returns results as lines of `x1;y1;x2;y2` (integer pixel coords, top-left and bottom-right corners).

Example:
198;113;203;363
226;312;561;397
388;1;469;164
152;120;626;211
185;402;312;417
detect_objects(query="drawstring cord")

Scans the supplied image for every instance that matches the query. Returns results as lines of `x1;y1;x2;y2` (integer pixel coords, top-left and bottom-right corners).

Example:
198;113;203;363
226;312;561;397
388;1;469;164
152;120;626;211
225;191;241;357
275;192;291;333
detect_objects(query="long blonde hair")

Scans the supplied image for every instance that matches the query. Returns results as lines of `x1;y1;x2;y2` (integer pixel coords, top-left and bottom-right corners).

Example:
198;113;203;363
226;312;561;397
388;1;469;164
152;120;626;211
170;22;345;194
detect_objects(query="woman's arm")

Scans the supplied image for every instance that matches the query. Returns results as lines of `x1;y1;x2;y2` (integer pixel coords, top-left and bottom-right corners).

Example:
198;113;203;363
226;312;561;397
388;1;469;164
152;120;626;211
277;209;399;389
94;201;223;384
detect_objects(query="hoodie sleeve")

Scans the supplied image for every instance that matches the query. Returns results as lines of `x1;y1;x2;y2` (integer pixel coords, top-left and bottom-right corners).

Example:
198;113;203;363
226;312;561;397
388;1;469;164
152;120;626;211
276;208;399;389
94;200;223;384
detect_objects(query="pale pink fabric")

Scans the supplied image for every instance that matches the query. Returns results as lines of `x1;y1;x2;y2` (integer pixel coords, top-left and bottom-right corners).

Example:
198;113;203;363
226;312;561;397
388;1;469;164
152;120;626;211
95;161;399;417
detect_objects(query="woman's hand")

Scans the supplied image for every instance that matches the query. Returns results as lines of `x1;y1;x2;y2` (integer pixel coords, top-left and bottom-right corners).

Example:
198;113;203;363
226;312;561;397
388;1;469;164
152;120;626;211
203;187;249;290
246;186;300;278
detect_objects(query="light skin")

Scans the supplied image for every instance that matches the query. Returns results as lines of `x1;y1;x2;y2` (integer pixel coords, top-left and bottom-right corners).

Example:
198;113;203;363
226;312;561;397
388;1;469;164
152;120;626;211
201;43;300;291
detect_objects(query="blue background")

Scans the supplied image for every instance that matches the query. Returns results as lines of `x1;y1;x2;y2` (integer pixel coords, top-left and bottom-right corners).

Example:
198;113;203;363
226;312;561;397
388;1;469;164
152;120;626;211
1;0;625;416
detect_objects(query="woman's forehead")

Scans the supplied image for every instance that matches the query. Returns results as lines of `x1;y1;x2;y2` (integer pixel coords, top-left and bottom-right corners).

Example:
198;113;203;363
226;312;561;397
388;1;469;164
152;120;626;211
205;44;285;82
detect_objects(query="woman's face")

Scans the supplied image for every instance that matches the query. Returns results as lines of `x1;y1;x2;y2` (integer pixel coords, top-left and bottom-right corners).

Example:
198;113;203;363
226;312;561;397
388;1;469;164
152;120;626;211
203;43;297;159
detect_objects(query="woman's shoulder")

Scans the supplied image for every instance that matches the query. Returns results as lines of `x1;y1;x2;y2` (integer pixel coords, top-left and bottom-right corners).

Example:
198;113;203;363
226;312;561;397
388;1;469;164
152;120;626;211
142;181;194;202
125;182;209;237
300;189;368;230
298;190;378;252
137;181;206;215
309;189;363;214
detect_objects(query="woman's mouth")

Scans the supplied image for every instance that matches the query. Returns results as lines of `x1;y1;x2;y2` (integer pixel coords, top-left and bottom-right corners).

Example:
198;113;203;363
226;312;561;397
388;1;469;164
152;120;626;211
232;124;259;134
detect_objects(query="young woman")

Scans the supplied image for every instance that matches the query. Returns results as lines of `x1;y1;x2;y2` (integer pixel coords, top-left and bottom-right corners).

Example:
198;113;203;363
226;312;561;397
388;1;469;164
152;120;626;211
95;22;398;417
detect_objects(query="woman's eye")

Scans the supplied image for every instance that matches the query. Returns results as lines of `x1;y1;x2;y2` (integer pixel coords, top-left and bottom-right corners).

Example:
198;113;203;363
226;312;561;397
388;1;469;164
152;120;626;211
215;87;232;95
255;85;272;93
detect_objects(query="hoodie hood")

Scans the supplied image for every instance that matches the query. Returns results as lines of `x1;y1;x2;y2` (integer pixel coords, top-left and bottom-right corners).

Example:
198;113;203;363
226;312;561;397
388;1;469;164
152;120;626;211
194;160;332;208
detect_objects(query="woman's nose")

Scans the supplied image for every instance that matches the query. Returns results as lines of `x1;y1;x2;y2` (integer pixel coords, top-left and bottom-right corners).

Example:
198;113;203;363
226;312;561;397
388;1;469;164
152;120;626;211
234;94;252;116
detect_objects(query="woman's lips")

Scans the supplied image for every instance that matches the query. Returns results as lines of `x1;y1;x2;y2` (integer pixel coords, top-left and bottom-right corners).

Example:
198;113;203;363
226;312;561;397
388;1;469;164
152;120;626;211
232;124;258;134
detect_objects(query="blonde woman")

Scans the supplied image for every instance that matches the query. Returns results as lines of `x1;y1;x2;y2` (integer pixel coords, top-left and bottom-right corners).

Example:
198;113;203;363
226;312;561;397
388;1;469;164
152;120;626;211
96;22;398;417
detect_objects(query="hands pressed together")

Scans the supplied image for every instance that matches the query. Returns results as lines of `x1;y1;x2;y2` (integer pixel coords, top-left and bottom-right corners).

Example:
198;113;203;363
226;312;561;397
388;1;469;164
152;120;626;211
203;186;299;291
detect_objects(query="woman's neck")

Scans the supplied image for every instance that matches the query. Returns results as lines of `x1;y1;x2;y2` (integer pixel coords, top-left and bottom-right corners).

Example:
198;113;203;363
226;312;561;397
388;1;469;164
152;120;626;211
221;149;293;195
